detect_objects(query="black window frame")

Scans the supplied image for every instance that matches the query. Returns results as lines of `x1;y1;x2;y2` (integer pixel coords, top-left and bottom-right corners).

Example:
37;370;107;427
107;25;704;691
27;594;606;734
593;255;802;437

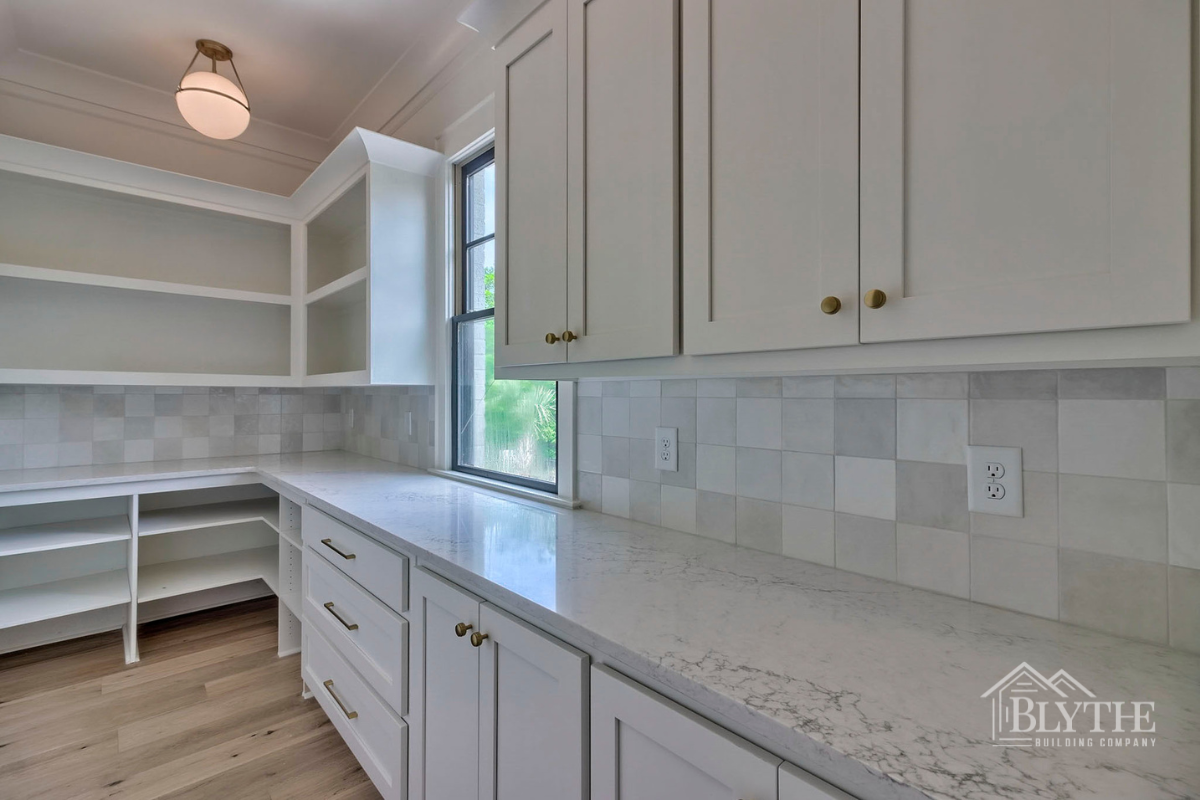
451;147;559;493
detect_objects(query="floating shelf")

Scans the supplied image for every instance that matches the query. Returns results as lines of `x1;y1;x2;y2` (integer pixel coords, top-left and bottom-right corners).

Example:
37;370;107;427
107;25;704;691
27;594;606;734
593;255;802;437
279;527;302;551
0;515;131;558
0;570;130;629
139;498;280;538
0;263;292;305
305;266;367;306
138;546;278;603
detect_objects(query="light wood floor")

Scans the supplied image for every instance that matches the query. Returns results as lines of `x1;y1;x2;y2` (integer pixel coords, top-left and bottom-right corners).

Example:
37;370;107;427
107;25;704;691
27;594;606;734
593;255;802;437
0;598;382;800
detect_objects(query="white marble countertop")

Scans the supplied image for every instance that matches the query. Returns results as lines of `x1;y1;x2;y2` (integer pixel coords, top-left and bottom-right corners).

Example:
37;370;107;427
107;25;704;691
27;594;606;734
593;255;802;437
2;452;1197;800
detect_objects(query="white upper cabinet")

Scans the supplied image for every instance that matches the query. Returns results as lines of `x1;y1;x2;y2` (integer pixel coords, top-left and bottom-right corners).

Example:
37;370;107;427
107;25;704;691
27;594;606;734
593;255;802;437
859;0;1192;343
495;0;570;368
565;0;679;362
682;0;859;355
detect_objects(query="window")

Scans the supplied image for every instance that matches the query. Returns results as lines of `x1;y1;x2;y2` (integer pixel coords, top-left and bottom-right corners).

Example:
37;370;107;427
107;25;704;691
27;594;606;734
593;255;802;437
452;148;558;491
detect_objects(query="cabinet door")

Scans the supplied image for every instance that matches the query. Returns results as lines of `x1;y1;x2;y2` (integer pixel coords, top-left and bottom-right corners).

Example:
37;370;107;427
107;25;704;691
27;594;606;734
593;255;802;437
410;568;482;800
477;603;588;800
682;0;860;355
495;0;569;367
779;762;856;800
860;0;1191;343
565;0;678;362
591;665;780;800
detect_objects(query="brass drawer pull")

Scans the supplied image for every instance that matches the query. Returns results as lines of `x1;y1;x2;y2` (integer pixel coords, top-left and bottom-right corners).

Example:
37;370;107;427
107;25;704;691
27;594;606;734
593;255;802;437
455;622;473;637
323;602;359;631
320;538;356;560
470;631;489;647
323;679;358;720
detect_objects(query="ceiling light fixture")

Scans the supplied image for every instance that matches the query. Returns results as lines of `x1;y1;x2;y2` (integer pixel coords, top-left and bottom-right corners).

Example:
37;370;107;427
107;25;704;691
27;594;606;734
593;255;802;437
175;39;251;140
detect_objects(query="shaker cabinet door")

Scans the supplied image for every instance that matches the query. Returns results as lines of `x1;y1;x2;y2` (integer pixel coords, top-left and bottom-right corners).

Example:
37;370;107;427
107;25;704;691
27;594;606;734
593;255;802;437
859;0;1191;343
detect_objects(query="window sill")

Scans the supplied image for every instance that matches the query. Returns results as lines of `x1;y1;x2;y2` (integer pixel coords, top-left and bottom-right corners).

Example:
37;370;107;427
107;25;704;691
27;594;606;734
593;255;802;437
428;469;581;510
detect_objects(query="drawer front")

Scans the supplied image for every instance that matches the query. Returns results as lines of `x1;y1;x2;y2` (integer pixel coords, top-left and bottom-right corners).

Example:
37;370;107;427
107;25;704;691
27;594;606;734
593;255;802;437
304;624;408;800
305;546;408;715
302;505;408;613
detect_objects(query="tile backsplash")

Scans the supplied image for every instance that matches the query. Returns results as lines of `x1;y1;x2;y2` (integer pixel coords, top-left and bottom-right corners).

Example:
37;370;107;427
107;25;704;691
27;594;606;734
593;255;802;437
342;386;436;470
0;385;346;467
576;368;1200;653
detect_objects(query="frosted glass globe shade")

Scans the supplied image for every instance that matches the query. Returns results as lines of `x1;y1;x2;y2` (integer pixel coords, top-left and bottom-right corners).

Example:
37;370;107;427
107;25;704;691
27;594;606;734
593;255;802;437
176;71;250;140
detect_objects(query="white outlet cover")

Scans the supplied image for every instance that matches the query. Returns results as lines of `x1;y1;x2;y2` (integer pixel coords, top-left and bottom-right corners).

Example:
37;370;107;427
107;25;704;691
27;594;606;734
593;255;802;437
967;445;1023;517
655;426;678;472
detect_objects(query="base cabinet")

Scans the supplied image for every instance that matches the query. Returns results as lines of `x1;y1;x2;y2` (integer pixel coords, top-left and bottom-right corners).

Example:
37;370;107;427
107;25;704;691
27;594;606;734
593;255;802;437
780;762;856;800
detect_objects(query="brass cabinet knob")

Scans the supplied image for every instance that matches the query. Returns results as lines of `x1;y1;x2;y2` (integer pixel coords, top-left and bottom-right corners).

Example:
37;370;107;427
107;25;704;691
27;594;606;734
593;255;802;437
561;330;578;342
454;622;473;638
545;332;561;344
820;296;842;315
863;289;887;309
470;631;489;647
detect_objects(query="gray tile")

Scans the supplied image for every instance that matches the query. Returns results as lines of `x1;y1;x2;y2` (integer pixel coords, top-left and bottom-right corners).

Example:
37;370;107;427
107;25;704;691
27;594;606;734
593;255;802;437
896;373;968;399
1168;482;1200;569
1059;400;1165;481
697;398;736;446
736;377;781;398
209;415;235;437
782;399;834;454
25;393;60;418
577;434;601;474
696;379;736;398
154;438;183;460
1168;566;1200;653
835;513;896;580
601;476;630;517
834;456;895;521
57;442;92;467
234;394;260;416
659;441;697;489
1059;368;1165;400
577;381;602;398
660;486;696;534
896;399;967;465
0;419;21;445
0;444;20;470
629;380;660;397
696;444;736;494
1167;367;1200;399
896;461;968;533
629;480;661;525
602;397;629;437
736;398;781;449
577;472;602;511
280;433;302;454
0;394;23;419
183;437;212;459
1168;400;1200;484
969;370;1057;399
257;394;282;415
971;536;1059;619
661;379;697;397
123;416;154;440
124;440;153;463
24;443;57;468
23;418;57;444
782;505;835;566
696;491;736;543
92;440;123;465
897;524;970;598
124;393;154;417
628;438;661;484
180;416;208;438
93;394;124;418
782;451;834;510
58;417;91;443
601;436;629;478
834;398;895;458
602;381;629;397
971;471;1058;547
281;394;305;415
1059;474;1167;563
783;376;835;399
154;395;182;416
60;393;94;417
1060;549;1167;645
181;394;210;416
628;397;660;441
154;417;183;439
969;400;1058;473
835;375;894;398
736;447;781;502
736;497;782;554
660;397;696;443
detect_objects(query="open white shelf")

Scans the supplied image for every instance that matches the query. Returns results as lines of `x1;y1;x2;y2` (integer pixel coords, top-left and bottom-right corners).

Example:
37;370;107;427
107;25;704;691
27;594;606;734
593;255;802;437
305;266;366;306
0;570;130;629
139;498;280;538
0;515;131;558
279;526;302;551
0;263;292;305
138;546;278;603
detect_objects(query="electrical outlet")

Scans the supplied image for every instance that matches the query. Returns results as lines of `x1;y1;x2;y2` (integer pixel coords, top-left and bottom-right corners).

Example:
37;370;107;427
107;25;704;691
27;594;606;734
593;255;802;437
655;427;678;472
967;445;1023;517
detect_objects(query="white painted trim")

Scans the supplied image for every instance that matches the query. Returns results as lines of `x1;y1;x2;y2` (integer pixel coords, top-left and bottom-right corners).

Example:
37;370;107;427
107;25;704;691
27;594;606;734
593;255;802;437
0;263;292;305
427;469;580;509
0;368;296;388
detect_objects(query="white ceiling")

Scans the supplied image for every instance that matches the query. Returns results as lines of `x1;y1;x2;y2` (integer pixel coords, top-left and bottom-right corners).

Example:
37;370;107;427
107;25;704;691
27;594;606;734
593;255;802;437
0;0;469;139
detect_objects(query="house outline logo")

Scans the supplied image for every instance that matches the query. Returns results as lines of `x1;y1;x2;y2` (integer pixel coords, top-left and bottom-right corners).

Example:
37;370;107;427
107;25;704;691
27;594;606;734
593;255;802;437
981;662;1096;747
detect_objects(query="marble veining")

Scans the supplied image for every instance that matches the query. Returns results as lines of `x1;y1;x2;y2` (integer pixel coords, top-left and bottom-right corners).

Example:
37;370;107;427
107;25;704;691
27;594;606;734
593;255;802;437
1;452;1197;800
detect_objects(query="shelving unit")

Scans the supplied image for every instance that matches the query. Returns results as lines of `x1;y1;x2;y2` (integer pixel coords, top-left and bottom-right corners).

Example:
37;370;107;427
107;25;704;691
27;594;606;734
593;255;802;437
307;276;368;376
0;515;130;557
0;263;292;306
138;546;278;603
0;570;130;629
139;498;280;537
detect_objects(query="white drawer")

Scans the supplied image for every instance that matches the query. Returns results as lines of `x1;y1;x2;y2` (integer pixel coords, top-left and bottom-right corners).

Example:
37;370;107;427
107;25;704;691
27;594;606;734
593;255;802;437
302;505;408;613
306;545;408;715
304;623;408;800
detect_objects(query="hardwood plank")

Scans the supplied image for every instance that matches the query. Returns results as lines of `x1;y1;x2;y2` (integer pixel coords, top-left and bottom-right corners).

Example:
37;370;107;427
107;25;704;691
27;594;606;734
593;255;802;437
101;632;278;695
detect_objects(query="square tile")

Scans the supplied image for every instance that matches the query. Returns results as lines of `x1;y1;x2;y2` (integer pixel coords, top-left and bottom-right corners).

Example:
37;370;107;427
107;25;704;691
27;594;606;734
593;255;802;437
1060;549;1167;645
60;393;94;417
93;394;124;418
969;370;1057;399
1059;474;1167;563
834;456;895;520
25;393;60;418
736;398;781;449
660;441;697;489
971;536;1058;619
629;480;661;525
696;491;736;543
629;380;660;397
577;397;602;436
124;393;154;417
661;380;696;397
1059;400;1165;480
602;476;630;517
24;418;58;444
58;417;92;443
896;373;968;399
896;461;969;533
602;397;630;437
736;447;781;501
0;394;23;419
782;505;834;566
969;400;1058;472
1168;483;1200;569
257;394;282;415
577;472;602;511
182;438;210;459
1167;400;1200;484
0;419;21;445
971;471;1058;547
783;376;835;399
660;397;697;443
628;397;661;440
123;417;154;440
1168;566;1200;653
154;439;183;460
602;381;629;397
23;443;57;469
697;379;736;398
736;377;781;397
577;434;602;474
660;486;697;534
183;415;211;438
697;398;736;446
835;375;894;398
696;445;737;494
57;442;92;467
154;416;183;439
92;440;123;465
1058;368;1165;400
576;381;602;397
736;497;782;554
601;436;629;478
124;440;153;464
628;438;661;484
834;398;895;459
896;400;967;464
834;513;896;580
782;399;834;454
897;524;970;598
1167;367;1200;399
153;395;182;416
782;452;834;510
0;444;20;470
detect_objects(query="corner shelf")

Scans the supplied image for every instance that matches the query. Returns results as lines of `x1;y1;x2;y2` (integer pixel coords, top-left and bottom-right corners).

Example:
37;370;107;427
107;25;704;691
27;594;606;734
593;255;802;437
0;570;130;629
0;263;292;306
305;267;367;306
138;546;278;603
138;498;280;538
0;515;131;557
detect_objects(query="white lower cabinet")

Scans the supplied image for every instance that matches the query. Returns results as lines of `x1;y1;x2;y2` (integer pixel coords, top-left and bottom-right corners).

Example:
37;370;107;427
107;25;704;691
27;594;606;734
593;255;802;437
779;762;856;800
410;567;588;800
